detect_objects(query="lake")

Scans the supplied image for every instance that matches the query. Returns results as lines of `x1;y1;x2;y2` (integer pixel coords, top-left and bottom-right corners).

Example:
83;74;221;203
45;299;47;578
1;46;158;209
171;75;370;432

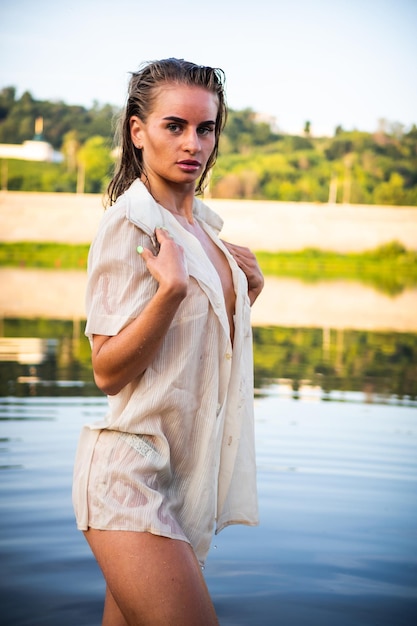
1;275;416;625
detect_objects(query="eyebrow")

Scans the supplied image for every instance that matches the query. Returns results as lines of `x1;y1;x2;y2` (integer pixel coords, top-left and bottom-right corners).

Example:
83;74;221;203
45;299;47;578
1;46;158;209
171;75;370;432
162;115;216;126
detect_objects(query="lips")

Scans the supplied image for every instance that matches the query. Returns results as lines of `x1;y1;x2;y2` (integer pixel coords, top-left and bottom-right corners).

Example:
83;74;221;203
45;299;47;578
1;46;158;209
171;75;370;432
177;160;201;169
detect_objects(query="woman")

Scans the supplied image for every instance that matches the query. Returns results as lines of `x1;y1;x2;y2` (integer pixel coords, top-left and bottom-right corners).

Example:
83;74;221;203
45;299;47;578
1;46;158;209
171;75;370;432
73;58;264;626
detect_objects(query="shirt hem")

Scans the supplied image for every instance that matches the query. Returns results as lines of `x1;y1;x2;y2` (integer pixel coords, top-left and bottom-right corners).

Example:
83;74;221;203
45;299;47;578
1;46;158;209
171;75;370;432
215;518;259;535
76;521;191;547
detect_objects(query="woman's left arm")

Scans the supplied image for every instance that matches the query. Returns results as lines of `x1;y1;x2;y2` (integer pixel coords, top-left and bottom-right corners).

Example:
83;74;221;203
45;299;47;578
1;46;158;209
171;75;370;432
222;241;264;305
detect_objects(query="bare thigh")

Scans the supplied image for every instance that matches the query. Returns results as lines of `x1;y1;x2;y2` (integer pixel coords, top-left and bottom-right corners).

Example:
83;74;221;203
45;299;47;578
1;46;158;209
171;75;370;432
84;529;219;626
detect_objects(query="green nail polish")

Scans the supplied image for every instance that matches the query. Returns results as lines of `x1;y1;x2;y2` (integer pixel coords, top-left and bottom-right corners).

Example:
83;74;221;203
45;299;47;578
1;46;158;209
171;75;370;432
137;245;143;254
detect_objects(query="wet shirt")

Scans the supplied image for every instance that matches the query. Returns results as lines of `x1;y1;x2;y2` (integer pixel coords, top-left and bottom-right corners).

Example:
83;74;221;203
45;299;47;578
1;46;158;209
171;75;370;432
72;180;258;564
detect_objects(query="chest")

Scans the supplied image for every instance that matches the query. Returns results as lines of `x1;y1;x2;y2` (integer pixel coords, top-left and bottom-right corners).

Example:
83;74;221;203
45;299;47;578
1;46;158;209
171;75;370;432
175;217;236;336
187;220;233;288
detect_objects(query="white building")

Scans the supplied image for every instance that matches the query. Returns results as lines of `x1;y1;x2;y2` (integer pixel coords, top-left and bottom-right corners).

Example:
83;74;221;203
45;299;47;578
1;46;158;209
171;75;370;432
0;139;63;162
0;117;63;163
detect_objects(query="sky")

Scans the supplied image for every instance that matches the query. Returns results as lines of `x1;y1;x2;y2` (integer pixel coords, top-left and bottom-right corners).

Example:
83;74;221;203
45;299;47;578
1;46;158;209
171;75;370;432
1;0;416;136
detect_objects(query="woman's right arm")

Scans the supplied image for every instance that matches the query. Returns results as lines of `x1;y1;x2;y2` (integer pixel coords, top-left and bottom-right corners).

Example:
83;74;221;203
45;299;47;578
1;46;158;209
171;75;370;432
92;228;188;396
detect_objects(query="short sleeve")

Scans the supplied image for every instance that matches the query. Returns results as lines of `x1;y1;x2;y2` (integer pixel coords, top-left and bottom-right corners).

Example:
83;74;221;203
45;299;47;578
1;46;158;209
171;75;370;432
85;205;157;340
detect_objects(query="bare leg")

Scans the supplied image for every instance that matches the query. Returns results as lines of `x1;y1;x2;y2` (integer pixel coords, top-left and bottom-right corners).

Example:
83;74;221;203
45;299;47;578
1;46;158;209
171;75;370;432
102;585;129;626
84;529;219;626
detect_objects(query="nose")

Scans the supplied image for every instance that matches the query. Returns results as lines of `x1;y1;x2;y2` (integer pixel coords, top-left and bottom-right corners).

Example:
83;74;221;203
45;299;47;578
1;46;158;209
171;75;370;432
183;128;201;153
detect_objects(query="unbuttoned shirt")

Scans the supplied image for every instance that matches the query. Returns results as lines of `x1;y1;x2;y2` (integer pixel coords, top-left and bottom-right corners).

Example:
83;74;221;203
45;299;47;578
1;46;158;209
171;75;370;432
73;180;258;564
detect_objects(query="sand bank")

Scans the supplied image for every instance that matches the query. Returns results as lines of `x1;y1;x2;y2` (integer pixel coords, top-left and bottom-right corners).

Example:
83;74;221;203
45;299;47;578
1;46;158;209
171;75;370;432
1;191;416;252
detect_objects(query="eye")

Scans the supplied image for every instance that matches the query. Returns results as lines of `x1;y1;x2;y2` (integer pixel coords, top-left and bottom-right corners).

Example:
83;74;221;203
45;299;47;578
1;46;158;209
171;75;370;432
197;125;215;136
167;122;182;133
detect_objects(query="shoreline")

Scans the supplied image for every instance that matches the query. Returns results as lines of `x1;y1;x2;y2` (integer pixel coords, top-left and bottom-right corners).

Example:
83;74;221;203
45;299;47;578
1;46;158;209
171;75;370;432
1;191;417;252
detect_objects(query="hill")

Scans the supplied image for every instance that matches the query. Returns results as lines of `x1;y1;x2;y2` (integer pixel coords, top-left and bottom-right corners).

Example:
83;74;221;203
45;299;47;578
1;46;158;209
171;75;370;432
0;87;416;204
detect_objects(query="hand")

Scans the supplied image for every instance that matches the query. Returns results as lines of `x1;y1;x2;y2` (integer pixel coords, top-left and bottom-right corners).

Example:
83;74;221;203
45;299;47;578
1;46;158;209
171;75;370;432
222;240;264;305
139;227;189;297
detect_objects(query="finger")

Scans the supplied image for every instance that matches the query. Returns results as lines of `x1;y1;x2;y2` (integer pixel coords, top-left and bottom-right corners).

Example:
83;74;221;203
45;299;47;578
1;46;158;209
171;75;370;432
155;226;173;242
137;245;153;262
223;240;254;260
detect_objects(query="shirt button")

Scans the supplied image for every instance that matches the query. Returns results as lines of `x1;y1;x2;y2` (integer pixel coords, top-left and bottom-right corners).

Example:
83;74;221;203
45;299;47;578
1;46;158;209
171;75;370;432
225;353;232;360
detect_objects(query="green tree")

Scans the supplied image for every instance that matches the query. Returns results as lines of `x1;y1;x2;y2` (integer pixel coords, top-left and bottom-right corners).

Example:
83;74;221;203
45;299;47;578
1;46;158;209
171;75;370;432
0;86;16;121
76;136;113;193
374;172;406;205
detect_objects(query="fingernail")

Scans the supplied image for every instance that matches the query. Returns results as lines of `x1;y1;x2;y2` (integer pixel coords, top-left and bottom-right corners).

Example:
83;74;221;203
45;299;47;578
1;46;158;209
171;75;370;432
137;245;143;254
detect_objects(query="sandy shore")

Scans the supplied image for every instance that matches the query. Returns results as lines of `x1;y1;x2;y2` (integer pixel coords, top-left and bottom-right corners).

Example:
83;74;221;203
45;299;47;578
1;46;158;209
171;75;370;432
1;191;416;252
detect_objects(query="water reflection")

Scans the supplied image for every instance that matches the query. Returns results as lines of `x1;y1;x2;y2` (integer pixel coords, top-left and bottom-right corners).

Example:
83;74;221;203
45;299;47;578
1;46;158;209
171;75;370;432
0;318;416;405
253;326;417;405
0;319;99;398
251;277;417;331
2;269;417;331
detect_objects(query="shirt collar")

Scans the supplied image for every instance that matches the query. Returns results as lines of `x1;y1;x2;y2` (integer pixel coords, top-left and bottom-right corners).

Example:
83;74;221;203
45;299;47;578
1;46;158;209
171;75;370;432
124;179;224;235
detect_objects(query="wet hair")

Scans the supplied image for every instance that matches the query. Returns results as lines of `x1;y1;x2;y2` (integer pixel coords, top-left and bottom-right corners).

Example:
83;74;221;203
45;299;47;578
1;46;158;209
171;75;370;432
106;58;227;204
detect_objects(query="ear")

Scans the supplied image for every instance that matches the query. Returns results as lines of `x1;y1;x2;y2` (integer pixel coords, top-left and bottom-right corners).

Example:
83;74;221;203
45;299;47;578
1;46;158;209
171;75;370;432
130;116;144;150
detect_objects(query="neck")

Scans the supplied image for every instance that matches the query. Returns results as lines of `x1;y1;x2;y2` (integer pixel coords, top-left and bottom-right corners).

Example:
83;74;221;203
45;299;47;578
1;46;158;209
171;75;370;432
142;177;196;222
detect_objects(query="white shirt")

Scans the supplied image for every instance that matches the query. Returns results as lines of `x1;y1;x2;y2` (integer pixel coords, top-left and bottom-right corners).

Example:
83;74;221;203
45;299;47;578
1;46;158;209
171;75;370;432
72;180;258;564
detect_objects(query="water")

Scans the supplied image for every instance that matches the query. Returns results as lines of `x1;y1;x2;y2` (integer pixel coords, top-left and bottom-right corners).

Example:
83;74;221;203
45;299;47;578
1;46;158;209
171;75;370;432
1;392;416;625
0;304;417;625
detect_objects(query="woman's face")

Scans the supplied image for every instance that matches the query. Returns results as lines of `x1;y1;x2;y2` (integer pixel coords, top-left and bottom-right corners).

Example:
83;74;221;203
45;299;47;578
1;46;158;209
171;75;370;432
130;84;219;191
